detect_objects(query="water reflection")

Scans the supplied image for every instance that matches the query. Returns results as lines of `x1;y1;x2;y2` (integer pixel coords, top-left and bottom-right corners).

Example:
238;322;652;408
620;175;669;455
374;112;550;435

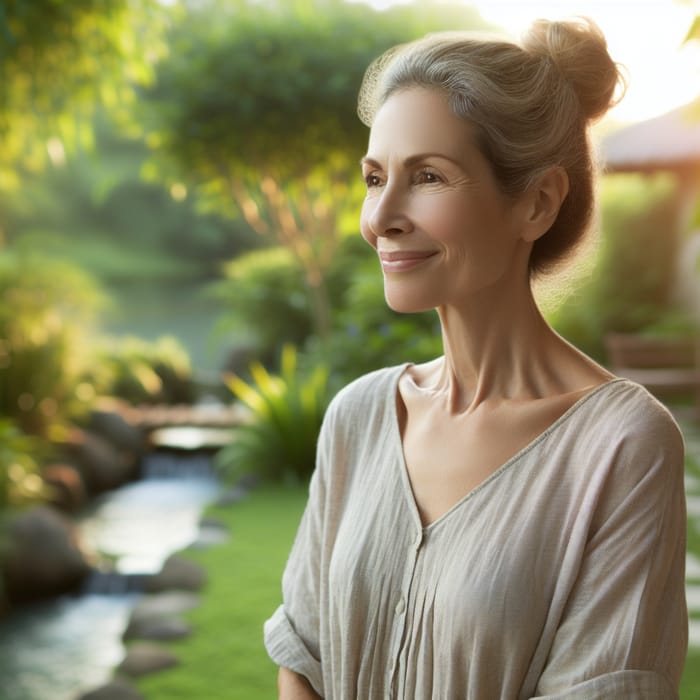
79;469;219;574
0;451;220;700
0;594;136;700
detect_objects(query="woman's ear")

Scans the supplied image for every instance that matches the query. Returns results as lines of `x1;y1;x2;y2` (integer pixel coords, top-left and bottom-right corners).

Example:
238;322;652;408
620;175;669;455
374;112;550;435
520;166;569;242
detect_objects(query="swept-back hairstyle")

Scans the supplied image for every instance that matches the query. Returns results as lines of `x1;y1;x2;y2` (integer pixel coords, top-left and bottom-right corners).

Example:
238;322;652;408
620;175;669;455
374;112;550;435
358;18;626;276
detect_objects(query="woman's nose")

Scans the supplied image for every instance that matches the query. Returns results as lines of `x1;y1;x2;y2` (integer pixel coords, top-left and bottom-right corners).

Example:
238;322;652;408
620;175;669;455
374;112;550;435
368;187;413;238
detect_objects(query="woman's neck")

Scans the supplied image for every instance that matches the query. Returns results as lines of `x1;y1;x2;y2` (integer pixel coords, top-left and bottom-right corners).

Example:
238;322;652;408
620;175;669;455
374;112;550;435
429;281;584;414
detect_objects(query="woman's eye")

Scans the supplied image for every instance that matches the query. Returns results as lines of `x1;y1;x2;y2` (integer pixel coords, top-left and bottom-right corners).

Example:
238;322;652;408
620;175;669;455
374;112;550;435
364;173;383;188
415;169;441;184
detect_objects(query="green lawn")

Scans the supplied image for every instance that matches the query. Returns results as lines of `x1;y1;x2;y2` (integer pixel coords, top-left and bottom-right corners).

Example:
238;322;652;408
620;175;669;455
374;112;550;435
133;461;700;699
133;483;308;700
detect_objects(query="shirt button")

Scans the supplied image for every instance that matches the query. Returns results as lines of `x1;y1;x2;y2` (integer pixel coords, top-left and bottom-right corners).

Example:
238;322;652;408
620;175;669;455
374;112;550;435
395;597;406;615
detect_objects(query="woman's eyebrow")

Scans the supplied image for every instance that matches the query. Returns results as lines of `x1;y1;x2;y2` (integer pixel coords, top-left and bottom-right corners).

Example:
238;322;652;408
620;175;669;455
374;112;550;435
360;153;462;168
359;156;380;168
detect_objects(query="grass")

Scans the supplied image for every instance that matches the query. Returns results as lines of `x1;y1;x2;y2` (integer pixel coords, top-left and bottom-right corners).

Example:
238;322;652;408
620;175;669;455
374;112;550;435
133;482;308;700
132;449;700;699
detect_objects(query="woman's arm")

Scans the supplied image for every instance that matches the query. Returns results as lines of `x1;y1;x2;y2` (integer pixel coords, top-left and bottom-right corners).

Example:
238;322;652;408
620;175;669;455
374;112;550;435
264;398;344;698
531;408;687;698
278;667;323;699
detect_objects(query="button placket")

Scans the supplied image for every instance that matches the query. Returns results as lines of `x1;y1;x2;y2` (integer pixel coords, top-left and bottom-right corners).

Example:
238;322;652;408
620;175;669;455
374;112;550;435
387;527;424;695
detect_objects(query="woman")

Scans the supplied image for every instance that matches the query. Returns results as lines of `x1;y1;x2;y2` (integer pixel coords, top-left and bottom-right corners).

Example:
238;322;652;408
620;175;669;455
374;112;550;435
265;17;688;699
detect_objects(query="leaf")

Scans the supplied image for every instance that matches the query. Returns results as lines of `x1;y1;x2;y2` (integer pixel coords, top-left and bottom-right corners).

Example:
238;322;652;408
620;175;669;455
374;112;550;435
684;15;700;43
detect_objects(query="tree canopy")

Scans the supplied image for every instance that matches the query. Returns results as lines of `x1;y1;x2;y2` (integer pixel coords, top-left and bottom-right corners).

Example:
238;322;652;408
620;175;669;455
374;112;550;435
143;0;489;334
0;0;166;188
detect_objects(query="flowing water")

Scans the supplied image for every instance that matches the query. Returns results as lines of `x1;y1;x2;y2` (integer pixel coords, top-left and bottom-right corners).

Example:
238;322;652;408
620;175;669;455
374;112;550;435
0;450;220;700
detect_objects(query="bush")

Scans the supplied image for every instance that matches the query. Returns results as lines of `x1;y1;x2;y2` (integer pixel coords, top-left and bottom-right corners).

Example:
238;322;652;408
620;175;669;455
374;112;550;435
211;247;312;365
0;251;104;437
547;173;684;358
211;234;372;367
90;335;196;404
216;345;329;484
0;419;48;510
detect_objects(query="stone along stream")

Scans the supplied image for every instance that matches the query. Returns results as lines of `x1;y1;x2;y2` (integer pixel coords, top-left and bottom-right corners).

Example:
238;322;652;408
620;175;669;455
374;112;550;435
0;447;221;700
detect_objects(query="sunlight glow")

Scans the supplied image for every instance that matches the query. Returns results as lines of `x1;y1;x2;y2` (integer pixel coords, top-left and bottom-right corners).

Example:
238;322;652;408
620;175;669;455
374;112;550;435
351;0;700;124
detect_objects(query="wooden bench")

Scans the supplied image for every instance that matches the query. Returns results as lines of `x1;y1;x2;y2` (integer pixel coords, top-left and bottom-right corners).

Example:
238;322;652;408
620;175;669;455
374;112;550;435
604;333;700;416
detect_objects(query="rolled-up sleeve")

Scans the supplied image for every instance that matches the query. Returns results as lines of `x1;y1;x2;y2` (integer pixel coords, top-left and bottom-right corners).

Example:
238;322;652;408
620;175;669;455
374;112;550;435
531;411;688;699
264;402;337;697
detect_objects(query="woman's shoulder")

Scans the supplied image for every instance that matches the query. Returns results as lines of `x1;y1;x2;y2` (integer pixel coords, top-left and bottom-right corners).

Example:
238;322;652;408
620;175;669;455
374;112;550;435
582;377;685;458
327;363;409;416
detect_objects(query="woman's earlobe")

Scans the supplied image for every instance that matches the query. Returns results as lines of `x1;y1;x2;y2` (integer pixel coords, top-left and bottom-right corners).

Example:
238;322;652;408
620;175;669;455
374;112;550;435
521;166;569;242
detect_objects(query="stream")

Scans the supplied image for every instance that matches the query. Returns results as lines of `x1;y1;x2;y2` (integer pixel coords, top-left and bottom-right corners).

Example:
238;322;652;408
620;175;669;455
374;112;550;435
0;450;221;700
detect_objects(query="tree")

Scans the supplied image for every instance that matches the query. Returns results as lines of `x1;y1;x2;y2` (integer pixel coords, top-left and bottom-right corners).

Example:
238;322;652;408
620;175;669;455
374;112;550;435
142;0;489;337
0;0;166;190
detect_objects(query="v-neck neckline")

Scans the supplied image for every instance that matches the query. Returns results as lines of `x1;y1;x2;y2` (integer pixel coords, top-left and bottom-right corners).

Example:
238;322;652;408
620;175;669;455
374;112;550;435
388;363;625;532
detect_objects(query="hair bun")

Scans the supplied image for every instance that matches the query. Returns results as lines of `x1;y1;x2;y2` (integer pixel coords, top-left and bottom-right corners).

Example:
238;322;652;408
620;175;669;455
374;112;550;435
521;17;626;121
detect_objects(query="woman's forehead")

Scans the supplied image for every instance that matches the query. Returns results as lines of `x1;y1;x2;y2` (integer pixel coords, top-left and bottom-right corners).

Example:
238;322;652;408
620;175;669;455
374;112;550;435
366;88;477;162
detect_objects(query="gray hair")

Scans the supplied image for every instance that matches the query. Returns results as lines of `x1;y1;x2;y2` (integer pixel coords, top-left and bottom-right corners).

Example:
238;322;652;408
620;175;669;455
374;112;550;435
357;18;626;276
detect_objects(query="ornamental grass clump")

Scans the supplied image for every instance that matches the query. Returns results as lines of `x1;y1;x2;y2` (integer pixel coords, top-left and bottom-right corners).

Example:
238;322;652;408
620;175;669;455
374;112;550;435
217;345;329;484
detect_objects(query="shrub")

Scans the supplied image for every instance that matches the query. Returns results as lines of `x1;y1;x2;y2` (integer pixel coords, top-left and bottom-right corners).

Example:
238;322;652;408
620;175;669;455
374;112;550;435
211;234;371;367
90;335;196;404
211;247;313;366
0;419;48;510
216;345;329;484
0;252;104;437
547;173;684;358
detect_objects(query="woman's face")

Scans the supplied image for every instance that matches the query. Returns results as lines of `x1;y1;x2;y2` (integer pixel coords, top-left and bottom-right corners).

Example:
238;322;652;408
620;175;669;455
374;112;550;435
360;87;532;314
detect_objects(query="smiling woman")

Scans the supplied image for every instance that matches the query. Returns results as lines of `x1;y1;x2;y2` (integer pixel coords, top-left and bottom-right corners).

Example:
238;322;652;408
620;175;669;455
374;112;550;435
264;17;688;700
360;90;537;313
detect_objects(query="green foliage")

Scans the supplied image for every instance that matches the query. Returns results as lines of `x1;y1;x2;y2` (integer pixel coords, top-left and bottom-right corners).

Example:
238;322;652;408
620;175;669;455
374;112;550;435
91;335;196;405
217;345;329;484
143;0;490;336
548;174;685;358
0;419;47;509
212;233;370;363
1;116;258;283
212;248;313;361
0;251;104;437
0;0;167;186
684;13;700;43
145;0;484;189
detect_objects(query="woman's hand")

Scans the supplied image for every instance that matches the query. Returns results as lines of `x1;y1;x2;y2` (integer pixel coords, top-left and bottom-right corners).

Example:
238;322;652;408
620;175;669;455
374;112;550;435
278;667;322;699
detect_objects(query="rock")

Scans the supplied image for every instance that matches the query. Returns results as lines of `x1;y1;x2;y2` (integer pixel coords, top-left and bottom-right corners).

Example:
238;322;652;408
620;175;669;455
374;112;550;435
191;516;229;548
215;484;249;507
42;463;88;512
2;505;91;603
144;554;206;593
129;591;201;621
123;615;192;641
58;428;139;494
122;590;197;644
117;642;180;677
77;677;144;700
88;409;147;456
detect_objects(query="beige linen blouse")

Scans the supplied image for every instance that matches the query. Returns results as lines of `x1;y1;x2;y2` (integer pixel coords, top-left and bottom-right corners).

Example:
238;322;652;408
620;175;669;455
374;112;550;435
264;364;688;699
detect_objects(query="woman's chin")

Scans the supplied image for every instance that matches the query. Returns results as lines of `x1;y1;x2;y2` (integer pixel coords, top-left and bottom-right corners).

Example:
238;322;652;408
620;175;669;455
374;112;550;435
384;292;436;315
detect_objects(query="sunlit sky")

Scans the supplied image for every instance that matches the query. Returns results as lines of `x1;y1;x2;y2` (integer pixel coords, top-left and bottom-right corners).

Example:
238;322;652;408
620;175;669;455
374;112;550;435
351;0;700;124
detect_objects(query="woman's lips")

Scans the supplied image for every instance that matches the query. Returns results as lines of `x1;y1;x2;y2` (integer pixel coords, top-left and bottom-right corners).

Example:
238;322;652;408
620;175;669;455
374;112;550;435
378;250;438;272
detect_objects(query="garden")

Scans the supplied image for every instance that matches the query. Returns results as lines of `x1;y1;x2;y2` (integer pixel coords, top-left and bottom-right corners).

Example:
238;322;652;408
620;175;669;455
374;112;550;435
1;1;700;698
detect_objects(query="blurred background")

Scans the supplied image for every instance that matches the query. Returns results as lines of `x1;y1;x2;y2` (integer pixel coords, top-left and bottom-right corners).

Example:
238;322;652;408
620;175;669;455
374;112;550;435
1;0;700;698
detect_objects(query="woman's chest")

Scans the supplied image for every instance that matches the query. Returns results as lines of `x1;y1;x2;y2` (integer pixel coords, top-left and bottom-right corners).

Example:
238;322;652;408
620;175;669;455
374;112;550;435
326;459;570;651
399;391;586;527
